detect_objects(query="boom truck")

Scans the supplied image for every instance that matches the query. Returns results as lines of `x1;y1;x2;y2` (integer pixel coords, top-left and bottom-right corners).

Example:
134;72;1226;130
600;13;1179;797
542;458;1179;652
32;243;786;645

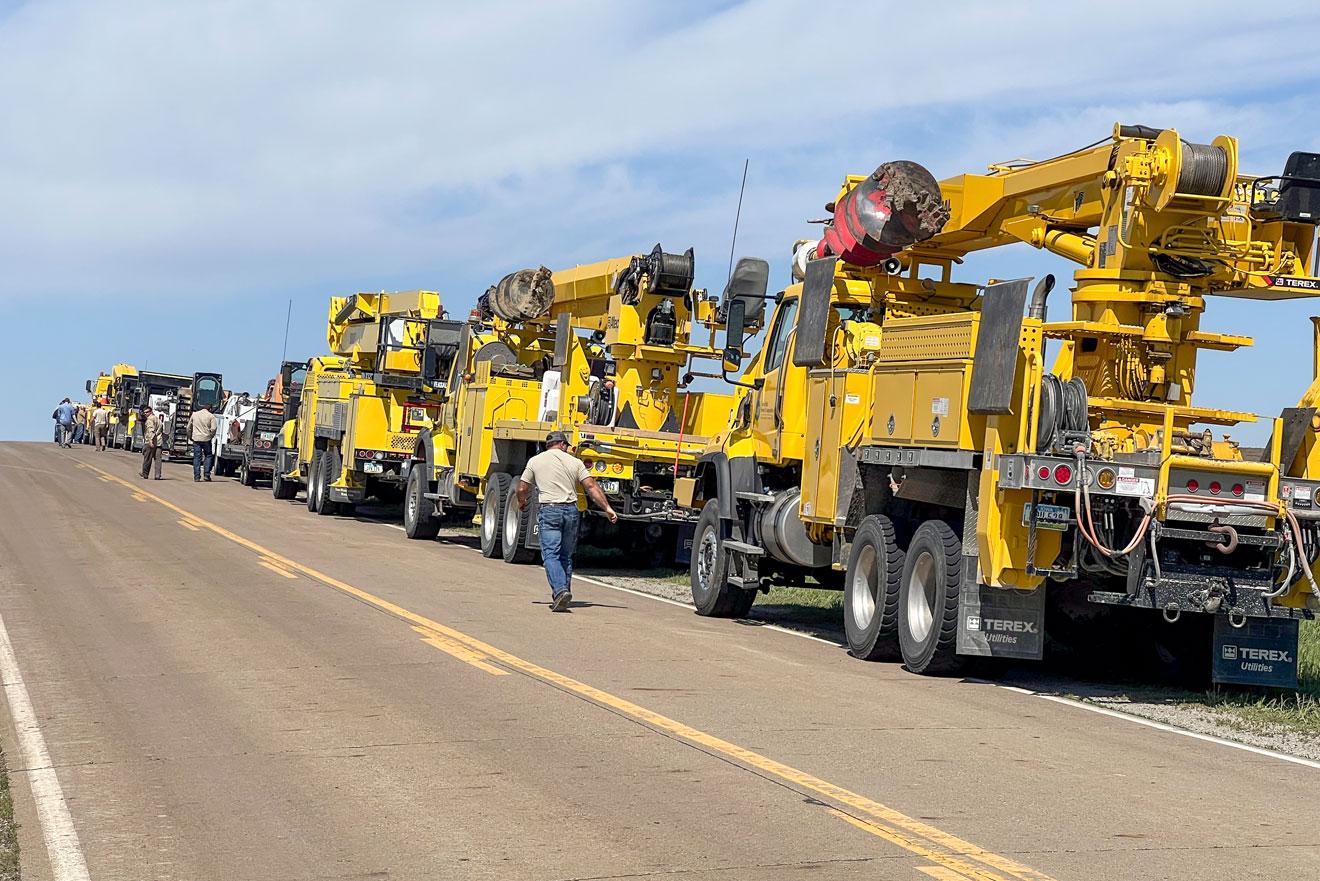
272;292;457;513
685;125;1320;687
401;246;768;565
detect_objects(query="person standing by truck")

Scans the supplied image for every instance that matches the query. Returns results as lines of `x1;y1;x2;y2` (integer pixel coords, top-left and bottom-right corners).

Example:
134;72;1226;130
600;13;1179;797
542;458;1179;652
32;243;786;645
139;405;165;479
515;431;619;611
92;401;111;451
52;398;75;447
187;403;218;482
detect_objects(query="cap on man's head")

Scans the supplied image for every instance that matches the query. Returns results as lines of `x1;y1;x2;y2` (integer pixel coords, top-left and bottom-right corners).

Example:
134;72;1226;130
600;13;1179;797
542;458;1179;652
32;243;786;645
545;430;570;447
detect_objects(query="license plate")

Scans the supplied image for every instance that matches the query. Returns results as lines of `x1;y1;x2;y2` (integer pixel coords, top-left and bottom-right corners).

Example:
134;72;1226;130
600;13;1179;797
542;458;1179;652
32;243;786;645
1023;503;1070;531
363;462;384;474
597;478;619;494
259;431;277;441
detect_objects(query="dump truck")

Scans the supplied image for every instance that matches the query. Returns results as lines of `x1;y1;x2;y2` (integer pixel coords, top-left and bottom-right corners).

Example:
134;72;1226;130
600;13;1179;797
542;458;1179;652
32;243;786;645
272;292;455;512
401;246;766;566
685;126;1320;687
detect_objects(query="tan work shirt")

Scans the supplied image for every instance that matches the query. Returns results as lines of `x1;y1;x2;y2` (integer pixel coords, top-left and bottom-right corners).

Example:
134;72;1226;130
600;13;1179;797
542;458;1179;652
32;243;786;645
142;413;165;447
519;448;589;504
92;407;110;428
188;408;218;442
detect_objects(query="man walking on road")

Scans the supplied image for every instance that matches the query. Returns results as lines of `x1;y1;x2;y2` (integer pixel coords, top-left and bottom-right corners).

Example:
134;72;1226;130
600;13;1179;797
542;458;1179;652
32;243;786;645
188;403;218;482
139;405;165;479
516;430;618;611
92;401;111;451
52;398;75;447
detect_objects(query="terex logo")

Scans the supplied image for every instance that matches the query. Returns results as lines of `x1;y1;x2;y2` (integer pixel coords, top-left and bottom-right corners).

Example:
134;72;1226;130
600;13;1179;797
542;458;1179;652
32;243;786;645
966;616;1037;634
1223;644;1293;663
1263;275;1320;290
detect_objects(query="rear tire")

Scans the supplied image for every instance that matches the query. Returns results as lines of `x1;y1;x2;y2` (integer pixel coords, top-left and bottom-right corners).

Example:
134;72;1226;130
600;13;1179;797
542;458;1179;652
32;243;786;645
897;520;963;675
480;473;511;558
313;448;340;516
305;450;323;511
690;500;757;618
272;458;297;500
239;458;254;486
844;515;904;661
404;464;440;540
502;481;537;564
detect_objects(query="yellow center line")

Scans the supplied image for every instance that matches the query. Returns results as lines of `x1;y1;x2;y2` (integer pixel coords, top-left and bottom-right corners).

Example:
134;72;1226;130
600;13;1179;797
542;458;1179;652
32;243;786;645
412;626;509;676
77;459;1058;881
918;865;986;881
177;519;200;532
258;559;299;580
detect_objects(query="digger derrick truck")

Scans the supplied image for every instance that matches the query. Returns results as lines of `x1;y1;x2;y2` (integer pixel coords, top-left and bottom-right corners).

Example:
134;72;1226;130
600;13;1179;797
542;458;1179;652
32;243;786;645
686;127;1320;686
402;246;768;566
272;291;461;514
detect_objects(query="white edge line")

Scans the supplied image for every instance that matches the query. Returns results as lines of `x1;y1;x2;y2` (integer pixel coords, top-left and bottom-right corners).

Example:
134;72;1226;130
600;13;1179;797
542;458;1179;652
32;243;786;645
966;677;1320;771
0;607;92;880
384;522;1320;770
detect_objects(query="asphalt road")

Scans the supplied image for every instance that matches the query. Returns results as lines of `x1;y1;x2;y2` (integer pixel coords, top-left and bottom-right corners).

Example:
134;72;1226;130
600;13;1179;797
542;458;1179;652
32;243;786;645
0;440;1315;881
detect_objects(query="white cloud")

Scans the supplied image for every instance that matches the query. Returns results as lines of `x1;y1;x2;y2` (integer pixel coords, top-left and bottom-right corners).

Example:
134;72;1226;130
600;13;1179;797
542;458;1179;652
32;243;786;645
6;0;1320;303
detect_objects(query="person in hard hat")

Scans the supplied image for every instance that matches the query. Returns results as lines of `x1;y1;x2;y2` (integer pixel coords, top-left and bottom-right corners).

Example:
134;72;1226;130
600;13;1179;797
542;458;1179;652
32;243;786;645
139;405;165;479
516;430;618;612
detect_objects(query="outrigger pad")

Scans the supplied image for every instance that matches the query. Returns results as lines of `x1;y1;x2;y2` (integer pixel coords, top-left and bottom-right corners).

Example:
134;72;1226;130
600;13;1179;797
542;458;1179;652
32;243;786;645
1212;616;1299;688
968;278;1031;415
957;575;1045;660
792;257;837;369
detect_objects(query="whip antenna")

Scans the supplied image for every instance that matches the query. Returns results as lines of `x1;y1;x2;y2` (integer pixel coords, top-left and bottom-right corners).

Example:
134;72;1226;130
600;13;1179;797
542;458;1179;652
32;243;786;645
726;159;749;283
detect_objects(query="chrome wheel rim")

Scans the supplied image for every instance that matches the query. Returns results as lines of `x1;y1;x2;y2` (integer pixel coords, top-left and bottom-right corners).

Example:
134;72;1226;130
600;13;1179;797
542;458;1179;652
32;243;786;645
906;550;937;643
503;491;519;549
849;543;878;631
405;475;418;525
482;492;497;544
694;527;718;599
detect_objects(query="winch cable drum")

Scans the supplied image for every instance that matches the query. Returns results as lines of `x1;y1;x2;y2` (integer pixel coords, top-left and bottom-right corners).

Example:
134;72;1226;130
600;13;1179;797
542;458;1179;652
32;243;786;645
615;244;695;304
1036;375;1089;453
483;266;555;322
1176;141;1230;198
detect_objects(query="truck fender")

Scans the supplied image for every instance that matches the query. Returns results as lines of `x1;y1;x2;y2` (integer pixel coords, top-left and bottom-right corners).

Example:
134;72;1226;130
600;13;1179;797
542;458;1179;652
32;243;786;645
412;432;436;476
696;453;758;522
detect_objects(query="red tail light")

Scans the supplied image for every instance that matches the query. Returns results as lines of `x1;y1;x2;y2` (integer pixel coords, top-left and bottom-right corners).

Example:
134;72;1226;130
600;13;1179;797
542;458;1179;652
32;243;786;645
1231;483;1244;498
1185;479;1199;493
1036;465;1051;480
1053;464;1073;485
1208;481;1222;495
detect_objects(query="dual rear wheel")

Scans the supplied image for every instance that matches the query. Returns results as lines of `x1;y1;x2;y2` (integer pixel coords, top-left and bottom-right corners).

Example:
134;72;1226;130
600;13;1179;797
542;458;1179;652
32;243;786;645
844;517;963;674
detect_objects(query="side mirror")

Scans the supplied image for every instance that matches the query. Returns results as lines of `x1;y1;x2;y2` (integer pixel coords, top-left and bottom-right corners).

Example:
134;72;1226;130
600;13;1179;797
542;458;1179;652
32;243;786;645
722;346;743;372
84;380;93;393
725;297;747;351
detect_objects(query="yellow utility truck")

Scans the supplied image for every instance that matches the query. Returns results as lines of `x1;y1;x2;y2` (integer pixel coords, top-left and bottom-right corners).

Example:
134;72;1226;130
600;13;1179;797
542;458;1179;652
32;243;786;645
401;246;767;565
686;127;1320;687
272;291;462;514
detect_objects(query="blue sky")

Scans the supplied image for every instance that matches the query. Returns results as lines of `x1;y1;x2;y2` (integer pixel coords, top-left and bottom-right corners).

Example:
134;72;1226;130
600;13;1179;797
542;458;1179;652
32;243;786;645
5;0;1320;444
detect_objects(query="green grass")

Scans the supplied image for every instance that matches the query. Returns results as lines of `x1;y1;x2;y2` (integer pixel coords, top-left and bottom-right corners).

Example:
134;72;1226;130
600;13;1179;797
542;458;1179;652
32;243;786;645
0;746;18;881
750;586;844;637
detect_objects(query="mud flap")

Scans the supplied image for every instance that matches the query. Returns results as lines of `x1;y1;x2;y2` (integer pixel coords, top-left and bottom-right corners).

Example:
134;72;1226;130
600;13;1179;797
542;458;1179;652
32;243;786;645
957;578;1046;660
525;495;542;550
674;522;696;566
1212;617;1299;688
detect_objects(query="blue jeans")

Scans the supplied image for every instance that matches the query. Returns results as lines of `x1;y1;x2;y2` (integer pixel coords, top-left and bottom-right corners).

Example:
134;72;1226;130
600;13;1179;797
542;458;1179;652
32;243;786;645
71;423;86;444
537;504;580;598
193;441;214;480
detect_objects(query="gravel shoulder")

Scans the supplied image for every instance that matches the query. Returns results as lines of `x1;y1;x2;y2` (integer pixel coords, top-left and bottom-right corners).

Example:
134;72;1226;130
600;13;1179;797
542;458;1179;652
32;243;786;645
577;557;1320;763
